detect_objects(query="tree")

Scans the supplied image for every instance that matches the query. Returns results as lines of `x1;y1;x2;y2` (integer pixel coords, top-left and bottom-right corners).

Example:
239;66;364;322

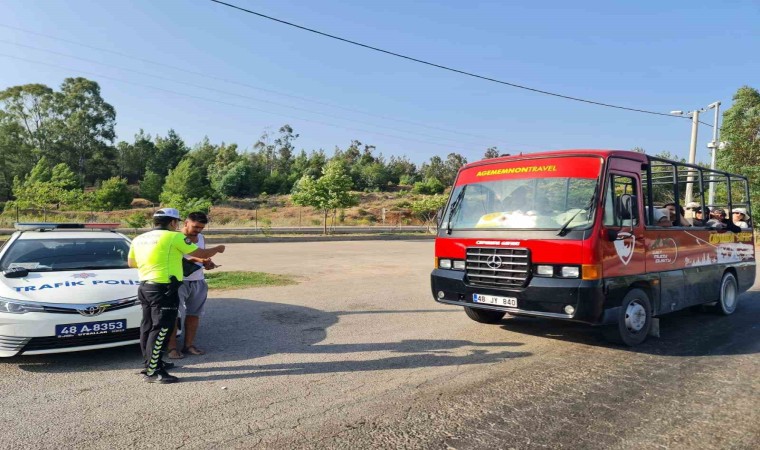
387;155;418;185
116;130;155;183
185;137;219;181
92;177;133;210
216;160;252;197
291;160;358;234
51;163;79;190
0;83;57;155
208;142;244;196
410;195;448;232
139;171;163;203
718;86;760;223
55;77;117;185
0;78;118;188
274;124;298;176
27;156;53;184
7;158;84;212
160;158;210;204
159;159;212;216
443;153;467;186
148;129;188;177
420;155;446;184
483;147;500;159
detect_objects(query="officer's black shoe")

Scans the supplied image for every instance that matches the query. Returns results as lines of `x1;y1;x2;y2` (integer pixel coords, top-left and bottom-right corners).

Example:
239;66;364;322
143;369;179;384
138;361;176;375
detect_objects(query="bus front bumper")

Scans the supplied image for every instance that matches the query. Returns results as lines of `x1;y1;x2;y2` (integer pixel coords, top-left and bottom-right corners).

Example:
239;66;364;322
431;269;610;325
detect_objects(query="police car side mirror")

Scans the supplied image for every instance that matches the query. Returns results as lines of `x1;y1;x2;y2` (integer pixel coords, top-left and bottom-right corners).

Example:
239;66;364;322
3;267;29;278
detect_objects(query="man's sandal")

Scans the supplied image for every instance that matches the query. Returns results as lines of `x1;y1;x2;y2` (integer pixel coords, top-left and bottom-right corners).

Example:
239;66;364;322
167;348;185;359
183;345;205;355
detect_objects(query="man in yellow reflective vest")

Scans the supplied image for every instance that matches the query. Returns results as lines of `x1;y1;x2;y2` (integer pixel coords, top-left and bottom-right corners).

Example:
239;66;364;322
128;208;226;384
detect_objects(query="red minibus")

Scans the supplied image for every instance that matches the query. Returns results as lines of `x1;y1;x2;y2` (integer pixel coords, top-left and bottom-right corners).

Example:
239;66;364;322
431;150;755;345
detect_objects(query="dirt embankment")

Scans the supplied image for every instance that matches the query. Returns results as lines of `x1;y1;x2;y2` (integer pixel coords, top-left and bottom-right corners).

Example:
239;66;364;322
1;192;436;228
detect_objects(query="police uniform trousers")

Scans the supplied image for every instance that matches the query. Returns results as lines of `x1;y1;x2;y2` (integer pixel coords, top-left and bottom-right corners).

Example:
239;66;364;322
138;282;180;374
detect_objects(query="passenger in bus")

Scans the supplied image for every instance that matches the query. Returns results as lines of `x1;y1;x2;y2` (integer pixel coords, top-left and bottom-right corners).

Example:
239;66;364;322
662;202;690;226
732;208;750;229
708;208;741;232
653;208;673;227
691;207;709;226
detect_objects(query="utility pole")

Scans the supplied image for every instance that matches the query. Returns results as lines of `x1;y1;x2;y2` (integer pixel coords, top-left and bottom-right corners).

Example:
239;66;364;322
706;101;721;205
670;101;720;205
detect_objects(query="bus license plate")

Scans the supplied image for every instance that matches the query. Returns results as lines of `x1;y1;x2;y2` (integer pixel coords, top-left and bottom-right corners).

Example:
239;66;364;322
473;294;517;307
56;319;126;338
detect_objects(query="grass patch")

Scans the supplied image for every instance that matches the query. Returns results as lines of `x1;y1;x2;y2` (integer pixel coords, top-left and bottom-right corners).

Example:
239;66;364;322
205;271;297;290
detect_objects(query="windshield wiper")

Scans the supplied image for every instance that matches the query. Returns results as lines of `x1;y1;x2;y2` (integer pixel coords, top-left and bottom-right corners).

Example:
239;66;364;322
446;186;467;235
557;185;599;237
60;265;130;270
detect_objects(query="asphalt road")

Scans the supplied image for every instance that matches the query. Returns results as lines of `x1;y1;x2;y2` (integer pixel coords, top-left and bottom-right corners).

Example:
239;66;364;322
1;241;758;449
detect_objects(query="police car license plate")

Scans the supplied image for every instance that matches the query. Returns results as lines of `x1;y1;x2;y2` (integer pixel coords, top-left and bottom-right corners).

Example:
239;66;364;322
473;294;517;307
56;319;126;338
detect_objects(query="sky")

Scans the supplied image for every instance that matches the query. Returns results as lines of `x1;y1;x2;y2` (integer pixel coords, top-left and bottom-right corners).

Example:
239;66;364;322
1;0;758;166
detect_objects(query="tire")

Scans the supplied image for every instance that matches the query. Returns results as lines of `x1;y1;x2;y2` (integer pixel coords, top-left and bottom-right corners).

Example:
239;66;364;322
464;306;506;324
713;272;739;315
602;288;652;346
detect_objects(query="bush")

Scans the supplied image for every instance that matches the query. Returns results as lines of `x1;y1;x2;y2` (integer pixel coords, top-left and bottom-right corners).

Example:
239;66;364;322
93;177;133;210
124;212;148;231
412;177;445;195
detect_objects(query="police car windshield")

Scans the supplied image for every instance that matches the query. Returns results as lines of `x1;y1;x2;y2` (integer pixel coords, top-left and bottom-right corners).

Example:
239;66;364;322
0;238;131;272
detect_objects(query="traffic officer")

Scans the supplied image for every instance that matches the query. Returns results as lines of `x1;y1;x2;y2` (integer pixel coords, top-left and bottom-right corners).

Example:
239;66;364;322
128;208;226;384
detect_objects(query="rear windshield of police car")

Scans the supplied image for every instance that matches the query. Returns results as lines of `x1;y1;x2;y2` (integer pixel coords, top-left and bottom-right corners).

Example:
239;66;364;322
0;238;131;272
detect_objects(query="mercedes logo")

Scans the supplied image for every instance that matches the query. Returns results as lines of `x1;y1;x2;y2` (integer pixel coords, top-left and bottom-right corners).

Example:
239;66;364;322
78;305;108;317
485;255;503;269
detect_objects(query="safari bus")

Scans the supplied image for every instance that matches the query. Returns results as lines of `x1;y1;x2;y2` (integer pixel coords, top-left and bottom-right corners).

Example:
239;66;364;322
430;150;755;345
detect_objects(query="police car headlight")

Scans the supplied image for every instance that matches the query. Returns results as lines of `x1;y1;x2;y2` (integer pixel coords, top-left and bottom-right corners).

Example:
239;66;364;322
0;298;39;314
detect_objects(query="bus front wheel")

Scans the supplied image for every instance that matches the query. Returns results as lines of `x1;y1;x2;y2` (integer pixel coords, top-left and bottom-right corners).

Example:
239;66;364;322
713;272;739;315
603;288;652;346
464;307;506;324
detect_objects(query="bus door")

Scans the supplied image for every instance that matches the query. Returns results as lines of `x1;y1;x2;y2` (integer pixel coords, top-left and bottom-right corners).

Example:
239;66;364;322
600;172;646;279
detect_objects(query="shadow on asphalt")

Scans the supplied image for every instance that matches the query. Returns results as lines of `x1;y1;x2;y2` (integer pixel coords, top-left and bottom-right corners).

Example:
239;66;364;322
497;292;760;356
14;298;532;380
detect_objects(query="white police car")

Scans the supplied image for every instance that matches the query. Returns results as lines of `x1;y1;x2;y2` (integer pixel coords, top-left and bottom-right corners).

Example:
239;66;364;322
0;223;141;357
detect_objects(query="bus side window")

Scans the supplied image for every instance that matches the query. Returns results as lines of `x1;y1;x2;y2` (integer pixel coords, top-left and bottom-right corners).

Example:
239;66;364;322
604;175;638;227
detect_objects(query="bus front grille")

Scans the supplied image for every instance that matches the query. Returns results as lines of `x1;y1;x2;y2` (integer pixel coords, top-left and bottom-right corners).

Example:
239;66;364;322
465;247;530;288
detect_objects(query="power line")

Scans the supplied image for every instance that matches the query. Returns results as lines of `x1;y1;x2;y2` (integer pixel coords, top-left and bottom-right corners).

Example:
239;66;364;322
0;40;512;150
209;0;713;128
0;23;544;146
0;52;506;153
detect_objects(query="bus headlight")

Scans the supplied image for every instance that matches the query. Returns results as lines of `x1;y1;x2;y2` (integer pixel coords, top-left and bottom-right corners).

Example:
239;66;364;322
536;265;554;276
560;266;580;278
438;259;452;269
452;260;466;270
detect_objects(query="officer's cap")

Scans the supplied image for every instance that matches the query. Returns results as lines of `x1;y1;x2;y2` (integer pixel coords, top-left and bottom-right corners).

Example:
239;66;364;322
153;208;181;220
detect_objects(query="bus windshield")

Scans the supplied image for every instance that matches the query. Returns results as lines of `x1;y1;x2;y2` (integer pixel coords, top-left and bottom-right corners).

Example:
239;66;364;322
444;177;598;230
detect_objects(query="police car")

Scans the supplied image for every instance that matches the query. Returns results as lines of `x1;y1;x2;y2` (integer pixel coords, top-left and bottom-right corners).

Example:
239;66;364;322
0;223;141;357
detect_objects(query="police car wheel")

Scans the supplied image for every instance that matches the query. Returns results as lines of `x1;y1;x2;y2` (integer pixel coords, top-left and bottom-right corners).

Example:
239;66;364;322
603;288;652;346
464;306;506;324
713;272;738;315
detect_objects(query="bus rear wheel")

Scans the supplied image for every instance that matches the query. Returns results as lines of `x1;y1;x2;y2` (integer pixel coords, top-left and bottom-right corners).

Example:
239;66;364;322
464;307;506;324
713;272;738;315
603;288;652;346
